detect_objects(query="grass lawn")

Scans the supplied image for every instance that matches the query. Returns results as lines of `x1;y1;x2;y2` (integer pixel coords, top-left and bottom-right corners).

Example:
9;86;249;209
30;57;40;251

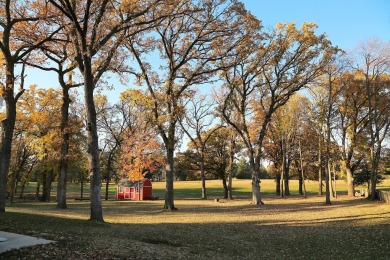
1;179;390;259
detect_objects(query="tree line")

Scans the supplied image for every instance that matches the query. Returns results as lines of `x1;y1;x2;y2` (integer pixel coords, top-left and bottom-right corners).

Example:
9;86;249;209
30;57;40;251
0;0;389;221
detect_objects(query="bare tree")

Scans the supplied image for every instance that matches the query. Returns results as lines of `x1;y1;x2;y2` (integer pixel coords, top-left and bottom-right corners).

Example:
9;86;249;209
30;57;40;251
180;95;222;199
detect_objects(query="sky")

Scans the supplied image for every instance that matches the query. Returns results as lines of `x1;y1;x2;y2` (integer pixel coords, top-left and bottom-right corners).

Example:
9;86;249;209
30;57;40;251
1;0;389;110
241;0;390;51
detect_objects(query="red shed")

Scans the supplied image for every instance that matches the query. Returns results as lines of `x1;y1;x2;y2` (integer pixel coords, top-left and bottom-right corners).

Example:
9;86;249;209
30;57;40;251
117;179;152;200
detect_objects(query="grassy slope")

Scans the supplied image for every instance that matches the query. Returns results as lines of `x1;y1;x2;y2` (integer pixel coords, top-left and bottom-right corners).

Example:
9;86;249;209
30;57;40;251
1;179;390;259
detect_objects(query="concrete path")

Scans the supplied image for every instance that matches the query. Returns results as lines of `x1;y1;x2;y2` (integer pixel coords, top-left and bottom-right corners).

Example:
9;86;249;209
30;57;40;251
0;231;54;254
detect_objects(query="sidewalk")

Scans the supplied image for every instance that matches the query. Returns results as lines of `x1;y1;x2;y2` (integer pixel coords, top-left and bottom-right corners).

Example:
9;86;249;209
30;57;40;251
0;231;54;254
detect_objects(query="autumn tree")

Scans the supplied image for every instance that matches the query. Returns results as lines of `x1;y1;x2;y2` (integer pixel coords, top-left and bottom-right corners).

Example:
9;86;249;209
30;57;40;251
179;95;222;199
0;0;61;212
319;54;345;204
48;0;171;221
127;0;256;210
119;89;165;183
95;94;125;200
17;86;64;201
25;34;83;207
221;22;335;205
334;71;368;197
348;39;390;200
264;95;310;197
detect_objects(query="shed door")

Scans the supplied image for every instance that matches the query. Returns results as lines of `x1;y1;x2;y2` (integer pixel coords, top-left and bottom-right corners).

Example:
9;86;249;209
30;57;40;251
125;187;131;199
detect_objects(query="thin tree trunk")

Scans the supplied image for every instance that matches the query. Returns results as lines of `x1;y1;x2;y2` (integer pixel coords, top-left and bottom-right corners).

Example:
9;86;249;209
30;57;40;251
284;162;290;196
41;171;47;202
328;161;335;198
80;175;84;201
35;181;40;201
200;153;207;199
105;176;110;201
333;163;337;199
280;138;285;198
318;135;323;196
9;172;16;204
299;141;306;198
19;180;26;199
227;132;235;200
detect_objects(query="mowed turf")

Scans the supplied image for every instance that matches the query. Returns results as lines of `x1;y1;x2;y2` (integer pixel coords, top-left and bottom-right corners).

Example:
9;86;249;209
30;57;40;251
1;179;390;259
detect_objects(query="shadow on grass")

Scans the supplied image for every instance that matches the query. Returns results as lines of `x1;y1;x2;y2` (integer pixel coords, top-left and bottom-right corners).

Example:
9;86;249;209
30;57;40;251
1;203;390;259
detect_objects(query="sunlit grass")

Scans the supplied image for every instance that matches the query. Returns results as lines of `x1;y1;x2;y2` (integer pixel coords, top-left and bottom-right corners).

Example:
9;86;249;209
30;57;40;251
2;178;390;259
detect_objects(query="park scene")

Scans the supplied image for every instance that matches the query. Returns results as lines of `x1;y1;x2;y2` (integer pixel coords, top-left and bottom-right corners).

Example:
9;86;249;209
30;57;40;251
0;0;389;259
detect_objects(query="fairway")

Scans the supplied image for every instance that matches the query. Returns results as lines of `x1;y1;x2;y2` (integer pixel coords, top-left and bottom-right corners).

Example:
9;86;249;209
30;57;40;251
1;179;390;259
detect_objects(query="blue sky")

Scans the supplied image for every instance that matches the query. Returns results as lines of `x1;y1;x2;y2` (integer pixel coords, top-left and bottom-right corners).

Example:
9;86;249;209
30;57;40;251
14;0;390;100
241;0;390;51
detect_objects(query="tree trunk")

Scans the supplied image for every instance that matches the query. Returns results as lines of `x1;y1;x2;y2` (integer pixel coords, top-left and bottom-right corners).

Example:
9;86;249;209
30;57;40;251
284;162;290;196
105;176;110;201
84;67;103;222
80;175;84;201
41;169;53;202
298;141;306;198
200;153;207;199
227;133;235;200
369;147;379;200
57;86;71;209
318;135;323;196
222;176;228;199
0;82;18;212
41;171;47;202
276;173;281;196
325;76;332;205
105;155;112;201
9;172;16;204
35;181;40;201
249;156;262;205
46;169;53;202
298;172;303;195
164;141;177;210
19;180;26;199
280;140;285;198
345;164;354;197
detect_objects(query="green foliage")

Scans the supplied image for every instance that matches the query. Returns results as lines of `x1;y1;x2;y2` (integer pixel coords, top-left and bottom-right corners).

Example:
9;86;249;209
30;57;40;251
235;157;251;179
353;164;384;187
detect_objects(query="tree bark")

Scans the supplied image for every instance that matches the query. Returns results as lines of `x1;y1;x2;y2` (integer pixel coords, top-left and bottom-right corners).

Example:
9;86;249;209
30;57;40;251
84;71;104;221
275;173;281;196
249;155;262;205
200;153;207;199
0;79;17;212
345;164;355;197
227;134;235;200
222;176;228;199
164;139;177;210
298;141;306;198
318;135;323;196
57;87;71;208
284;161;290;196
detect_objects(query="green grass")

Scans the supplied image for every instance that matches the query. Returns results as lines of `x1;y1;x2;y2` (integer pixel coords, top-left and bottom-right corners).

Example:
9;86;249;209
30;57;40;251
1;179;390;259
